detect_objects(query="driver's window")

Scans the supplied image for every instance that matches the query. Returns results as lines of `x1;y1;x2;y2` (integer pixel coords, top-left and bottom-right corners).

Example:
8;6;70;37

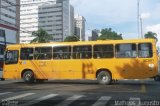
5;50;18;64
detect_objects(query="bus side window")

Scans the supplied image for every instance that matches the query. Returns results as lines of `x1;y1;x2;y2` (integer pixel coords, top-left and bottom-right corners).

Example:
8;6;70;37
94;53;101;59
20;48;33;60
34;47;52;60
53;46;71;60
94;44;114;59
138;43;152;58
73;45;92;59
75;52;80;59
115;43;137;58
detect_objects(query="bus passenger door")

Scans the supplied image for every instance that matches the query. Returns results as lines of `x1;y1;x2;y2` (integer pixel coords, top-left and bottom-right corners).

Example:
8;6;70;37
3;49;20;79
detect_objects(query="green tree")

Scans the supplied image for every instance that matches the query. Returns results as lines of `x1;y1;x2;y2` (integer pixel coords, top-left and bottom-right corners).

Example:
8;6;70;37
64;35;79;42
98;28;123;40
144;31;158;41
30;28;52;43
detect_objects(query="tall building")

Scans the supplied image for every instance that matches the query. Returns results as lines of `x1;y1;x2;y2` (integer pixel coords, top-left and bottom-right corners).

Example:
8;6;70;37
20;0;74;43
74;15;86;41
92;29;100;41
88;36;92;41
0;0;20;60
69;5;74;36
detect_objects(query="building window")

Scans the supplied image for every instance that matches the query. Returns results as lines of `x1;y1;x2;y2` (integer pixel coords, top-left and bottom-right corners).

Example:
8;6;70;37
0;29;5;37
0;45;5;61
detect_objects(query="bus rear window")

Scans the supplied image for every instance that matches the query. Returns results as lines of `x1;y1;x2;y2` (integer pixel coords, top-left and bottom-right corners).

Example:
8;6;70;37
5;50;18;64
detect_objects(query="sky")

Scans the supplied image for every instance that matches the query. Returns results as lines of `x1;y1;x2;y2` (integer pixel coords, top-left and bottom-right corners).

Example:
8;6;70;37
70;0;160;44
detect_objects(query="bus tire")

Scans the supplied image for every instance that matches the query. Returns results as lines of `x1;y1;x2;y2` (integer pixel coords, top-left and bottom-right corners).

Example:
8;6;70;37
154;75;160;81
97;71;112;85
23;71;34;83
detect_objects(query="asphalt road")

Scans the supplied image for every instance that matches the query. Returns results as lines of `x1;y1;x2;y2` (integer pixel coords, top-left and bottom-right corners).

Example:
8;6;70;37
0;79;160;106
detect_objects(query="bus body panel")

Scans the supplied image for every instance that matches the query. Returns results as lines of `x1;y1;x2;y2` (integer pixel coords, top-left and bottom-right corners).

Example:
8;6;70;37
2;39;158;81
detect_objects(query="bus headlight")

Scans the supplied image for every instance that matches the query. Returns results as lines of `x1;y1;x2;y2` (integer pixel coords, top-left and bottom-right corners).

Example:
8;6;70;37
149;64;154;70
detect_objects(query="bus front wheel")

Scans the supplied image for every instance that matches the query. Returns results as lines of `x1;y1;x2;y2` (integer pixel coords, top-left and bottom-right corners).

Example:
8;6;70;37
97;71;112;85
23;71;34;83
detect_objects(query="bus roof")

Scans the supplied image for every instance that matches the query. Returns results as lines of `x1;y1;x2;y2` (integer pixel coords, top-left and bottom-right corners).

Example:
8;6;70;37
6;39;156;48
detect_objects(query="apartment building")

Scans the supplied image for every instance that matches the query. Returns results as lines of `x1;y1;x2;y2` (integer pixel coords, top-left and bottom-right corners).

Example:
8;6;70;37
20;0;74;43
0;0;20;60
74;14;86;41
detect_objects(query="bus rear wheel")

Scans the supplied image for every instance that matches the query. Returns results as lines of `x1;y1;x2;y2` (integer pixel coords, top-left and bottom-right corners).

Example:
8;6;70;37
23;71;34;83
97;71;112;85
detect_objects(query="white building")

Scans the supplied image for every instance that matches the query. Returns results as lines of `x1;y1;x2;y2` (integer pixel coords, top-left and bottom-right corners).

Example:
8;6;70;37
74;15;86;41
0;0;20;60
20;0;74;43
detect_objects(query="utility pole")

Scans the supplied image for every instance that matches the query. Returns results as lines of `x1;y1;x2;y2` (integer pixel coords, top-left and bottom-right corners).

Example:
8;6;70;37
140;17;143;39
137;0;140;39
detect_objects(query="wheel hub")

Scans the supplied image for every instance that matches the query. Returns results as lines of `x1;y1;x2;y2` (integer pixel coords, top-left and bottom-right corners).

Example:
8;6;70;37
25;74;31;81
102;75;108;81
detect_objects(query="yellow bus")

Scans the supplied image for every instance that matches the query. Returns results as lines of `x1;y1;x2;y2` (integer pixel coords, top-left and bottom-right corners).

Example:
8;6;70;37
2;39;159;84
